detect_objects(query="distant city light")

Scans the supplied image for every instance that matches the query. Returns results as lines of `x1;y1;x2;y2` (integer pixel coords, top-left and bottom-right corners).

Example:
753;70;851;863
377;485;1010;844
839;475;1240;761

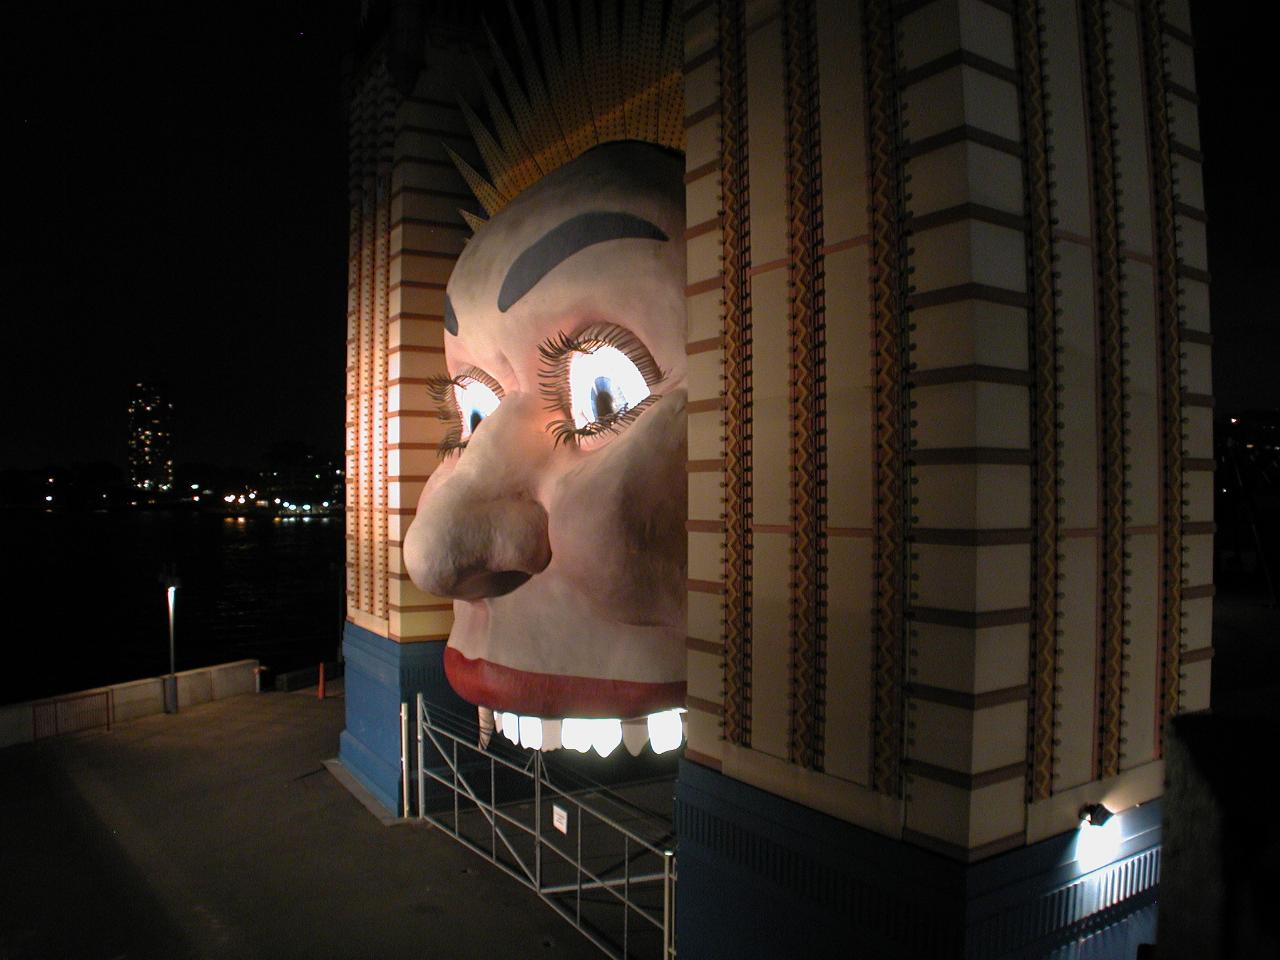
322;501;329;508
224;494;235;503
190;483;199;490
45;495;53;502
274;498;281;505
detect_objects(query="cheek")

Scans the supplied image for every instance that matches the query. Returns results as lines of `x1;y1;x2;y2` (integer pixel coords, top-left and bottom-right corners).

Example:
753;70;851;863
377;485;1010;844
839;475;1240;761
546;391;687;625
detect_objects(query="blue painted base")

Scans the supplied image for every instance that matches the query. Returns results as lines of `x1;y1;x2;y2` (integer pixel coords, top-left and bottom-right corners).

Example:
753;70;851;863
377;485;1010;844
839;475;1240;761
338;621;469;815
674;761;1162;960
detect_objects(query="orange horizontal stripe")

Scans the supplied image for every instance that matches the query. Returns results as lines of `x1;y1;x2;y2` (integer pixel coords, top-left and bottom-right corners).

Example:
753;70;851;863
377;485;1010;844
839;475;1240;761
686;336;723;355
687;519;724;533
683;217;722;241
748;256;788;277
687;459;724;472
684;102;718;129
686;636;722;655
688;578;725;594
683;747;722;771
821;234;870;255
683;159;718;185
685;276;722;297
686;694;723;716
687;397;726;414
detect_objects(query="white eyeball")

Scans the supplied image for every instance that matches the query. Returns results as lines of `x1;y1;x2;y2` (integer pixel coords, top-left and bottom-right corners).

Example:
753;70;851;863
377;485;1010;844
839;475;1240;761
454;380;501;439
568;346;650;429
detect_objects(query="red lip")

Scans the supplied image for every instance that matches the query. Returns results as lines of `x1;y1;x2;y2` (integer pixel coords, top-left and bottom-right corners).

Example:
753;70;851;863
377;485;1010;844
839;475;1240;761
444;646;686;718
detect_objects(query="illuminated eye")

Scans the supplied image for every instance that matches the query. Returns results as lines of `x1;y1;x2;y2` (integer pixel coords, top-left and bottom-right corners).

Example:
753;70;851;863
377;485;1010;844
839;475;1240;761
454;379;501;439
568;346;650;429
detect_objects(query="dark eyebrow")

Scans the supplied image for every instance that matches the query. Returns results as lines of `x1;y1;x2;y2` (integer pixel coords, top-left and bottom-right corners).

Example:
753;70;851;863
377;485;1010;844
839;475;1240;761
497;212;668;312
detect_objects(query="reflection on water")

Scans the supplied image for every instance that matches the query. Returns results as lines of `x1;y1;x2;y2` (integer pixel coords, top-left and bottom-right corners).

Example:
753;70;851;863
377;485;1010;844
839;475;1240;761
0;509;344;705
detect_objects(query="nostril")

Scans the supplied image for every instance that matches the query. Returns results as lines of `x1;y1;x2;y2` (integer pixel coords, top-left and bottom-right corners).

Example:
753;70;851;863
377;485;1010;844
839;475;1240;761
453;570;532;601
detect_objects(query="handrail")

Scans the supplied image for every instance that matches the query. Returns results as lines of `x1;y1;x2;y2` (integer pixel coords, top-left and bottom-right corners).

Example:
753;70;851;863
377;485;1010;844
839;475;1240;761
412;694;677;959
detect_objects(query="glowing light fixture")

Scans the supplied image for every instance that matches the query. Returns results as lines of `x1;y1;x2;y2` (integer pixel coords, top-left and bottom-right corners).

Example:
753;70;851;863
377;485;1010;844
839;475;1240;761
561;718;592;753
501;711;519;746
519;715;543;750
1075;803;1121;872
590;718;623;757
540;719;562;751
647;709;684;754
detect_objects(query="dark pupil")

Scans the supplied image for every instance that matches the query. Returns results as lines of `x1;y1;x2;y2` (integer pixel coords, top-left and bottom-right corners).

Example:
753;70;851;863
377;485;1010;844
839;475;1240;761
469;410;484;433
591;377;615;419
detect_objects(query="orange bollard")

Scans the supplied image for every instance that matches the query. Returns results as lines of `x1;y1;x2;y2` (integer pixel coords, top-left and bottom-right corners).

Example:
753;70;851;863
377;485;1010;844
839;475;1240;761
317;662;326;700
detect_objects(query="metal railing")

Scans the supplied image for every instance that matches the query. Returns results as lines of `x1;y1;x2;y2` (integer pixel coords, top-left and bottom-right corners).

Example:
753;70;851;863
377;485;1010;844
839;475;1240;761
32;689;113;740
411;694;676;959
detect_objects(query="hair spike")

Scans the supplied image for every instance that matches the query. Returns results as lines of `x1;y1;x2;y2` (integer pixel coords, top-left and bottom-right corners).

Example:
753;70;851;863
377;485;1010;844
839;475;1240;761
444;145;505;217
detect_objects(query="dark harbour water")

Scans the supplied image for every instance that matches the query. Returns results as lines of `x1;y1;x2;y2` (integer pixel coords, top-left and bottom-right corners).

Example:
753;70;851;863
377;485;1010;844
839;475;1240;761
0;508;344;706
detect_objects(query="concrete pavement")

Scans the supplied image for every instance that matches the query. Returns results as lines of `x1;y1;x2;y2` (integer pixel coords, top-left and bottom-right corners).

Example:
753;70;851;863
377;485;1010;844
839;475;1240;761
0;683;604;960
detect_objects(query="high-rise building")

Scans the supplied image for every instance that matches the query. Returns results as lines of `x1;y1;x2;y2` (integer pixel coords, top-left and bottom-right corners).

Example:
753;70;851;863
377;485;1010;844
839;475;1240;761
127;381;174;493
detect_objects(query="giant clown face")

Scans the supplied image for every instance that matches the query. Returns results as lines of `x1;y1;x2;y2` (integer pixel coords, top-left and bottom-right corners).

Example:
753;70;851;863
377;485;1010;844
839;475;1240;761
403;141;687;746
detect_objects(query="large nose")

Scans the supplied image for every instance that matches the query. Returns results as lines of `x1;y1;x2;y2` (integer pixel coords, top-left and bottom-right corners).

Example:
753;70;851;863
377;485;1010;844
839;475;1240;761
403;392;552;601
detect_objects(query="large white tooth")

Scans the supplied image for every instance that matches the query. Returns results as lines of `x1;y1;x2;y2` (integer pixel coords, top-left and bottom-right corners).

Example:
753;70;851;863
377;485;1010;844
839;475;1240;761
540;719;562;751
478;706;495;749
591;718;623;757
493;711;503;733
647;709;684;754
501;711;520;746
519;715;543;750
561;717;592;752
622;719;648;756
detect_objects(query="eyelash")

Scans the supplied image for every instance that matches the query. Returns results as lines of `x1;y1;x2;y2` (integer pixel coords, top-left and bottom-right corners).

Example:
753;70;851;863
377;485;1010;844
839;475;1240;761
428;326;664;457
537;323;665;448
426;367;505;459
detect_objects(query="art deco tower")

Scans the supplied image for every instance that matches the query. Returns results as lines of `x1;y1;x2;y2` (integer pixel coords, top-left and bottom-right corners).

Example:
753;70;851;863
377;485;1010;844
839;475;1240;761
127;381;174;493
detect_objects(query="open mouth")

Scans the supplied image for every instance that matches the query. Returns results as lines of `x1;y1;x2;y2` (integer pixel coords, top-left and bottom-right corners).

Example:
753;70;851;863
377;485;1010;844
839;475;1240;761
479;706;687;757
444;646;686;719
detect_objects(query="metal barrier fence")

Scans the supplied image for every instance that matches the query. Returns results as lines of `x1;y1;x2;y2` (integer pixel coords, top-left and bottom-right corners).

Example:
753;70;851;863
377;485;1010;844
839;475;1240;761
32;689;113;740
412;694;676;959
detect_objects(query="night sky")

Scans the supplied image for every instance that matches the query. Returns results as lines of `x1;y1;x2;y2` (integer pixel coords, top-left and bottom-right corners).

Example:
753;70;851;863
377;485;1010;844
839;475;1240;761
4;1;354;471
1;0;1271;472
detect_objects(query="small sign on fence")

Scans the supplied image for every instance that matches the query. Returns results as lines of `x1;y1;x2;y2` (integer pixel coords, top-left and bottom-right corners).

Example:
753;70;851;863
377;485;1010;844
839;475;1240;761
552;803;568;835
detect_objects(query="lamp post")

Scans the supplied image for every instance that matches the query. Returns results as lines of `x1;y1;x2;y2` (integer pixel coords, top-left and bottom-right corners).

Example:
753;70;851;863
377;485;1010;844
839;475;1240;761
167;585;177;674
161;571;181;713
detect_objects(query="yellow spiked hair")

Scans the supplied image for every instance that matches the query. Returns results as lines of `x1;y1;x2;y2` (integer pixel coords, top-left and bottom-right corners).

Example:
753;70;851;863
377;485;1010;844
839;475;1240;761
449;0;685;228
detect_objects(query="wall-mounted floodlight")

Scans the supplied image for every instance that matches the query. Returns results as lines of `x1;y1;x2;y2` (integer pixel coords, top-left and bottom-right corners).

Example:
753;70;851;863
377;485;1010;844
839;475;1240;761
1079;803;1113;827
1075;803;1120;871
